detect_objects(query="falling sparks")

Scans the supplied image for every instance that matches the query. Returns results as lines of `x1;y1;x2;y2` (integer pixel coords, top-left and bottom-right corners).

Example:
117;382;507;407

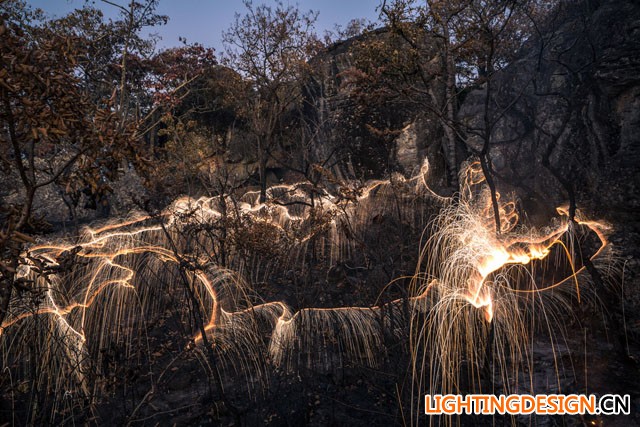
0;157;613;418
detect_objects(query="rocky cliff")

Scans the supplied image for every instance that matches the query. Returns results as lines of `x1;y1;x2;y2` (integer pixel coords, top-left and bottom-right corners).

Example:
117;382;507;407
304;28;449;183
457;0;640;347
303;0;640;355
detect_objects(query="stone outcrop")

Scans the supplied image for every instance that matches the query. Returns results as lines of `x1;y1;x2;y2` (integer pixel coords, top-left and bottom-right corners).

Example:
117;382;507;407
303;29;447;181
458;0;639;207
456;0;640;345
303;0;640;350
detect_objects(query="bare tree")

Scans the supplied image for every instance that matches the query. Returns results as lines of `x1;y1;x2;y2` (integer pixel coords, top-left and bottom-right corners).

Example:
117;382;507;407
222;0;321;202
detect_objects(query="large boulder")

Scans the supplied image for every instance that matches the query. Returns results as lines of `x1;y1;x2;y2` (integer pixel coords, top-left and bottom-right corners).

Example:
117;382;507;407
459;0;640;207
303;29;447;181
458;0;640;345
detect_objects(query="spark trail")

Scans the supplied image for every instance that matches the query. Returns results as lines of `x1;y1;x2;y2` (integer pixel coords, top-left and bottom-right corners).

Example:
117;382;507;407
0;158;613;421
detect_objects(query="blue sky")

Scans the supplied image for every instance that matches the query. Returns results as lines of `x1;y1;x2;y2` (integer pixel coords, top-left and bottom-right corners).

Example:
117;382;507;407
28;0;382;51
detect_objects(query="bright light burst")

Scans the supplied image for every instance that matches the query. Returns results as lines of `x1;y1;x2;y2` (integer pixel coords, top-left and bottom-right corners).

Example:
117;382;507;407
0;157;614;422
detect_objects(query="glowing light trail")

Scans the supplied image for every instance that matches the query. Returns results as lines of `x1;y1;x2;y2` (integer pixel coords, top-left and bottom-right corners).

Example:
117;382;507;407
0;157;613;419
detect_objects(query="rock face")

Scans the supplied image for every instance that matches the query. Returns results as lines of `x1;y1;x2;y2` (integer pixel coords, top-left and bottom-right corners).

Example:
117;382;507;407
303;0;640;351
392;117;447;185
304;30;397;180
459;0;640;202
394;123;422;175
303;29;447;181
457;0;640;345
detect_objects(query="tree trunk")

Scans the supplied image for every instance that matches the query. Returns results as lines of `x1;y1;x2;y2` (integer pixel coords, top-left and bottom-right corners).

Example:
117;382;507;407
480;36;501;235
441;20;459;188
0;282;11;330
258;151;268;203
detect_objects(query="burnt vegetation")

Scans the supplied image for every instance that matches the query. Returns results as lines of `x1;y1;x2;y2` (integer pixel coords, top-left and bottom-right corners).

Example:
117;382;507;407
1;0;639;425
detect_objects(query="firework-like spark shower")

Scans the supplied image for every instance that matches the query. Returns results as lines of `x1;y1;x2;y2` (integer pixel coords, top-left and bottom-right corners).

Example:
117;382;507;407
0;158;613;424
